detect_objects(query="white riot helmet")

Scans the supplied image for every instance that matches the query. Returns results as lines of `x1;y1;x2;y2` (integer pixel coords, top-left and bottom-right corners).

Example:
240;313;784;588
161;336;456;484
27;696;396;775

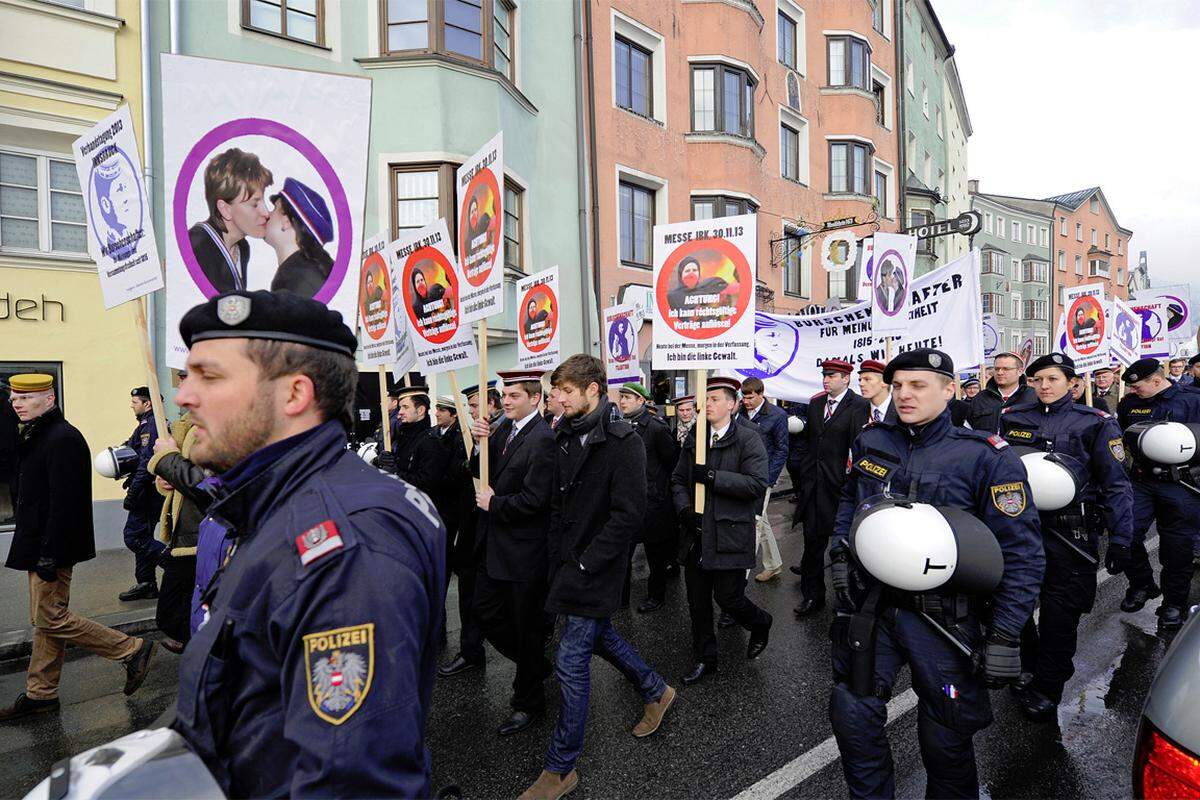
1012;447;1085;512
1124;421;1200;466
787;415;805;434
355;440;379;465
93;446;139;480
848;495;1004;594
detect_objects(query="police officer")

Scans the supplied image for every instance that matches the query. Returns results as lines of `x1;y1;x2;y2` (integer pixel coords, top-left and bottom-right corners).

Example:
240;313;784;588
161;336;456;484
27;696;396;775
1116;357;1200;630
171;290;445;797
999;353;1133;720
377;385;447;498
829;348;1043;799
119;386;166;601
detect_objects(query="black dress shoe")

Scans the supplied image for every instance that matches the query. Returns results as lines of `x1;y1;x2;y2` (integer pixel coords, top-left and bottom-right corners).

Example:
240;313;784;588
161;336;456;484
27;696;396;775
1016;688;1057;722
497;710;538;736
123;639;156;696
682;662;716;686
793;597;825;617
637;598;664;614
717;611;736;628
0;692;60;721
119;582;158;602
1157;605;1187;631
1120;584;1161;613
746;615;772;660
438;654;484;677
1014;671;1034;691
789;565;804;577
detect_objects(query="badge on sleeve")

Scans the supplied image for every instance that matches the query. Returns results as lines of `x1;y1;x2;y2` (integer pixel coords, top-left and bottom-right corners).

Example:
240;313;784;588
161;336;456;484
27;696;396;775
303;624;375;725
295;520;343;566
986;434;1009;450
990;482;1026;517
1109;437;1126;462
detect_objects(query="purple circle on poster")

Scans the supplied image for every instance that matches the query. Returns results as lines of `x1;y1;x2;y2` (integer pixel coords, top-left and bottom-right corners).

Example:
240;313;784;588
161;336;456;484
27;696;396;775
872;249;907;318
172;117;350;303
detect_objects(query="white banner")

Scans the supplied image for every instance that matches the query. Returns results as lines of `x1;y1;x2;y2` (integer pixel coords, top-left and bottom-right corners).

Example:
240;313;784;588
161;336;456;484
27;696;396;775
516;266;560;370
1063;283;1109;372
651;213;757;370
1133;284;1195;343
1129;298;1171;359
1111;297;1141;367
730;251;983;401
161;55;370;368
456;132;504;323
868;232;918;336
604;303;641;385
72;105;163;308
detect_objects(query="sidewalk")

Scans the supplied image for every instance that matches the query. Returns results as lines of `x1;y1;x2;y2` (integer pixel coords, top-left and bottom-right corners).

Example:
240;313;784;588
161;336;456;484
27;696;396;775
0;549;158;662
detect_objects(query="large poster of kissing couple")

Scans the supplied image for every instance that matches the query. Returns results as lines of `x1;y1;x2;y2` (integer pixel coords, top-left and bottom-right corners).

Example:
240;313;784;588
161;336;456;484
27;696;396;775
160;54;371;368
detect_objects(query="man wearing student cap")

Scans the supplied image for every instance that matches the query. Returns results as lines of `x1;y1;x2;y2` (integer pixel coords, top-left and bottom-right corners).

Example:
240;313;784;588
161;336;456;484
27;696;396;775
430;395;468;547
376;385;447;499
858;360;897;425
469;369;557;735
668;394;696;446
1115;357;1200;630
266;177;334;298
465;379;504;429
829;348;1043;799
998;353;1133;721
961;376;981;401
1091;365;1120;414
169;289;445;797
119;385;166;602
792;358;870;615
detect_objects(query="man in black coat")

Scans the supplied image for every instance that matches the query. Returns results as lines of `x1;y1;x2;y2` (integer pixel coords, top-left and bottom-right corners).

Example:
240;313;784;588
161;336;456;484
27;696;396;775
377;386;447;499
739;377;789;582
520;356;674;800
965;352;1035;433
672;376;773;685
469;370;556;736
616;382;679;613
1;375;155;721
119;386;166;601
792;359;870;615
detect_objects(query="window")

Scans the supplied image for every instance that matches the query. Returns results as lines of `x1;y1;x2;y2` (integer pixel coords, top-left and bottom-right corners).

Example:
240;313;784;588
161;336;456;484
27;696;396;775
905;57;914;95
1027;224;1035;244
922;151;931;187
828;140;873;194
0;150;85;255
1034;334;1048;355
1011;221;1021;242
503;184;521;271
911;210;934;255
1090;196;1099;213
874;169;887;213
690;64;755;138
981;251;1005;275
1074;254;1082;275
1039;227;1048;247
905;132;916;174
1118;238;1123;255
996;216;1005;239
827;36;870;90
1058;284;1065;305
1010;258;1020;281
984;211;993;234
691;195;757;220
1057;250;1065;271
828;265;852;302
780;124;800;181
381;0;516;79
243;0;324;46
619;181;654;267
872;80;886;126
1104;232;1110;250
1089;258;1110;277
872;0;884;33
1022;261;1047;283
614;36;652;117
982;292;1005;314
1059;216;1066;236
782;230;809;297
1075;222;1082;241
1091;227;1097;246
921;83;929;118
777;10;797;70
936;108;943;137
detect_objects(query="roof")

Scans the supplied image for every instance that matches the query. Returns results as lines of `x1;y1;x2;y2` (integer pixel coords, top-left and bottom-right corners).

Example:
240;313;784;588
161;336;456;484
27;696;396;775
1023;252;1049;262
971;191;1055;221
1043;186;1134;236
944;56;973;137
979;244;1009;254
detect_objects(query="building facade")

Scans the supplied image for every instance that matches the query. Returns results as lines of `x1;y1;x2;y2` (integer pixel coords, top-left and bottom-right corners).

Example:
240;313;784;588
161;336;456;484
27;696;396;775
1;0;149;536
1044;187;1132;322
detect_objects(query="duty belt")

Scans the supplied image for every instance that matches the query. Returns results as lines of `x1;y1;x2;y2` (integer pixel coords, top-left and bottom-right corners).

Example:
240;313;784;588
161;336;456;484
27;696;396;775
891;591;972;623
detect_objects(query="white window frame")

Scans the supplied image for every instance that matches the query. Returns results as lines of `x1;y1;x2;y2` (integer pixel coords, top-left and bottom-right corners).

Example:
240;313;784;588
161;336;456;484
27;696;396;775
921;82;929;118
1117;238;1123;255
779;105;811;186
781;224;811;298
611;10;667;125
984;211;993;234
1091;227;1097;246
1039;227;1048;247
1075;222;1083;241
905;57;914;95
614;163;668;271
1074;254;1083;275
935;107;943;138
870;65;893;130
1027;223;1035;244
873;156;895;219
776;0;807;76
1011;220;1021;242
996;216;1005;239
1059;216;1067;236
1057;250;1066;271
0;145;88;259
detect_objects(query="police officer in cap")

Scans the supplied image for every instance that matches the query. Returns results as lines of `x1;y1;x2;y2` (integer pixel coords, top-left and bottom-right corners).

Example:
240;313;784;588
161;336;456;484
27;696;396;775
1116;357;1200;630
377;385;448;499
119;386;166;601
999;353;1133;720
171;290;445;797
829;348;1043;799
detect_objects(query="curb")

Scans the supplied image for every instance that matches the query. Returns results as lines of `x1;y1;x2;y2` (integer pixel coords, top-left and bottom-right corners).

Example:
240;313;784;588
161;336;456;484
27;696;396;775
0;612;159;663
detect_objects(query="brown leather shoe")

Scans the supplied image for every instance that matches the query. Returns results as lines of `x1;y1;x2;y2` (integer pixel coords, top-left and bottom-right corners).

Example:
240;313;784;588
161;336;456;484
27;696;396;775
518;769;579;800
632;685;676;738
123;639;155;696
0;693;59;721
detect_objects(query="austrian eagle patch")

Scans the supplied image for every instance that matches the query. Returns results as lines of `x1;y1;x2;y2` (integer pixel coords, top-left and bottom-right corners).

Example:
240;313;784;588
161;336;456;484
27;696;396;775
1109;437;1126;462
990;482;1026;517
303;624;375;725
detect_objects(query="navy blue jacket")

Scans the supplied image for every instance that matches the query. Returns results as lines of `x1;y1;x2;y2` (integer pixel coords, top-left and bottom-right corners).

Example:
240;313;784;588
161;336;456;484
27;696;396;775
173;421;446;798
832;408;1044;639
999;394;1134;546
124;409;159;510
1118;381;1200;430
742;400;789;486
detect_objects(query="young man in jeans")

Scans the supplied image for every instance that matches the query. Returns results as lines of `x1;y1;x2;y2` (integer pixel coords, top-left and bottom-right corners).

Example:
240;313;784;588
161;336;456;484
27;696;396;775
521;355;675;800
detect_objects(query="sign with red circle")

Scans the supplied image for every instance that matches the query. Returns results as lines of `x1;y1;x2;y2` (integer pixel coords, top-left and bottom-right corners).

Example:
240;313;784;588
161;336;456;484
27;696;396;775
401;246;459;345
516;267;561;369
1065;294;1105;355
456;132;505;325
359;248;392;342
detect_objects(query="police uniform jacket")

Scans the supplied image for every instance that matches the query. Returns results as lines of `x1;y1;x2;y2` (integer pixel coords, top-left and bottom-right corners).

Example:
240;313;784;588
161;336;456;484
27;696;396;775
965;378;1035;434
391;416;448;499
832;408;1044;639
546;404;646;618
741;400;790;486
1000;394;1134;547
124;409;161;515
1118;382;1200;475
625;407;680;544
473;413;555;583
671;420;769;571
5;407;95;571
172;420;446;798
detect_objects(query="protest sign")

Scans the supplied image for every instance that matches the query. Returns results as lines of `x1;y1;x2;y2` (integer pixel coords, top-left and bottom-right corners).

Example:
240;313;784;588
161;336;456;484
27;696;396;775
1063;283;1109;372
456;132;504;324
72;105;163;309
516;267;560;370
651;213;757;370
1111;297;1142;367
868;232;917;336
732;251;982;400
1129;299;1171;358
856;237;874;301
357;233;401;366
160;55;370;368
604;303;641;385
1134;284;1194;343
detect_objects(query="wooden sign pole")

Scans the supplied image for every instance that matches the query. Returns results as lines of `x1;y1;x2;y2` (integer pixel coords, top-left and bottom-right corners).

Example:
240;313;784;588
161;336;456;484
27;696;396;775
447;371;481;492
478;319;490;492
133;296;168;441
377;365;392;452
1118;375;1125;401
693;369;708;514
1084;370;1094;406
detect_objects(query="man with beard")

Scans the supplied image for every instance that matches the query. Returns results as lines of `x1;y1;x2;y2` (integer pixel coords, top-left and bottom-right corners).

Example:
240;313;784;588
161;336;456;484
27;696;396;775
520;356;673;800
377;386;446;500
524;297;551;338
470;370;556;736
615;382;679;613
966;352;1035;434
464;196;494;271
168;290;445;797
409;264;448;329
666;255;730;311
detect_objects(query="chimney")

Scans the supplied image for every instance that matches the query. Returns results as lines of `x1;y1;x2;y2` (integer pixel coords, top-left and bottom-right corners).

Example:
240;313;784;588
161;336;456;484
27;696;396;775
968;179;979;195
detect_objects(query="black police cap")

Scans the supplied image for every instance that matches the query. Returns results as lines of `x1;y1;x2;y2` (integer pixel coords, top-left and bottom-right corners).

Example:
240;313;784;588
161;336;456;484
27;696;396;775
1189;353;1200;367
131;386;150;399
1025;353;1076;379
882;348;955;384
180;290;357;359
1122;357;1162;384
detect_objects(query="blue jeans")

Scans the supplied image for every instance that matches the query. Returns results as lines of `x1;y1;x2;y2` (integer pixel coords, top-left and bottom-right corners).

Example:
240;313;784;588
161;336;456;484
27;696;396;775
544;615;666;774
123;510;165;586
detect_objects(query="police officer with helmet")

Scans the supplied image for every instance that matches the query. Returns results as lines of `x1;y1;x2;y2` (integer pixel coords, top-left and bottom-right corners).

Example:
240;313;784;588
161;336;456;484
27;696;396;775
171;290;446;797
998;353;1133;721
828;348;1043;799
1116;357;1200;630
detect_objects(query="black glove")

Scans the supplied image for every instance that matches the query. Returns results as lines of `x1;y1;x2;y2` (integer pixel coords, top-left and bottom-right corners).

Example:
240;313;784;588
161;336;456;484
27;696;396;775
984;631;1021;688
678;507;701;535
35;557;57;583
376;451;398;474
1104;543;1131;575
830;550;854;611
693;462;717;488
122;493;136;512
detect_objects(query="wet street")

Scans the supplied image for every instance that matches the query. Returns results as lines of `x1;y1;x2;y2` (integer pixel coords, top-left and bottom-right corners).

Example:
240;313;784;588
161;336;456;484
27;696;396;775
0;496;1187;799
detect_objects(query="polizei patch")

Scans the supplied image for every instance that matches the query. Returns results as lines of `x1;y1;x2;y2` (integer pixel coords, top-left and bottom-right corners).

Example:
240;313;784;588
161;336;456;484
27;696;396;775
854;457;894;481
303;624;375;725
990;482;1026;517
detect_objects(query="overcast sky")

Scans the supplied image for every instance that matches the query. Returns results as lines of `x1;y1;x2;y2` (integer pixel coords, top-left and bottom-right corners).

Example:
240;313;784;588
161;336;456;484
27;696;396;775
936;0;1199;296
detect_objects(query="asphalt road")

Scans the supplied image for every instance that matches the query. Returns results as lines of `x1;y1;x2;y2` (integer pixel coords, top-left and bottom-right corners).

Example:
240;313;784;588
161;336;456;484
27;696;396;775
0;496;1188;799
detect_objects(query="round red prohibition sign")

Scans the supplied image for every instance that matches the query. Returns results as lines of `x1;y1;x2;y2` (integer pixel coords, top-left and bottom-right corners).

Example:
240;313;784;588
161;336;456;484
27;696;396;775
402;246;460;345
518;285;558;353
458;168;502;288
359;252;392;341
654;237;752;340
1065;295;1105;356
